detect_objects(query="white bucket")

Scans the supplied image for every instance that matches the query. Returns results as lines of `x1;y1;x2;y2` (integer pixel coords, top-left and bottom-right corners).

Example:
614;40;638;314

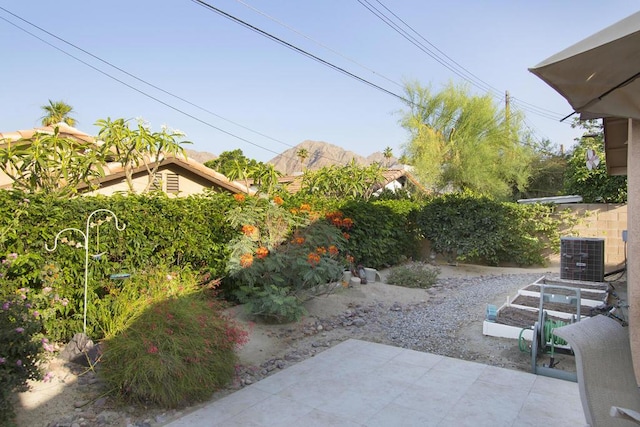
364;268;377;282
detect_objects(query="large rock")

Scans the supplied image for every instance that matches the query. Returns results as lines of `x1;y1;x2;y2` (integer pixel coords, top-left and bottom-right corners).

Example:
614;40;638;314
58;333;97;366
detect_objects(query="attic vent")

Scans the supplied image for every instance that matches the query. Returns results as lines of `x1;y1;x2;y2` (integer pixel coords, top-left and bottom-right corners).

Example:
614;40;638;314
166;173;179;194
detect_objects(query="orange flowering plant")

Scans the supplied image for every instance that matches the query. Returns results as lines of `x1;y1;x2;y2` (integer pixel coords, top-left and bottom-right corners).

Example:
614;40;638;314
225;198;349;322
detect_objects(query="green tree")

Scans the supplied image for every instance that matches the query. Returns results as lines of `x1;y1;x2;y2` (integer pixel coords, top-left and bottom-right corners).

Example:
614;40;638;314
95;118;190;193
299;160;384;200
204;149;258;177
0;126;105;195
563;119;627;203
400;82;534;199
516;139;567;199
40;100;77;127
204;149;281;194
251;162;282;196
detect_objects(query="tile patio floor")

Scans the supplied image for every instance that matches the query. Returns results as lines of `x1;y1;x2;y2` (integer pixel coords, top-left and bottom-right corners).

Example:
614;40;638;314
165;339;586;426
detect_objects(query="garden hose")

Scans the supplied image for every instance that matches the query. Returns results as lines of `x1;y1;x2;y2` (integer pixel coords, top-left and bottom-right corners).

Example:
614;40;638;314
543;318;569;357
518;327;531;353
519;319;569;354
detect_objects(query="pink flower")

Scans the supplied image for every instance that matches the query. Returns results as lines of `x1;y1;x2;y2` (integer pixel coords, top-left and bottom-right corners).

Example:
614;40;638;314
43;372;54;382
16;359;22;367
43;287;53;294
15;327;24;333
33;311;40;318
0;357;5;364
2;302;9;310
42;338;55;352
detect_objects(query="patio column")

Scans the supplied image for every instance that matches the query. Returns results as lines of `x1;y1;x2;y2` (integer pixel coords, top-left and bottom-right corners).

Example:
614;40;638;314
629;119;640;383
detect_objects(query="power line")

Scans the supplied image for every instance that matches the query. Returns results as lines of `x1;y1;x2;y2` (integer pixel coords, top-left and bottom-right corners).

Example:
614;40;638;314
357;0;570;124
0;7;372;168
371;0;504;96
232;0;564;148
234;0;404;90
0;14;274;158
357;0;500;97
0;6;293;153
189;0;411;104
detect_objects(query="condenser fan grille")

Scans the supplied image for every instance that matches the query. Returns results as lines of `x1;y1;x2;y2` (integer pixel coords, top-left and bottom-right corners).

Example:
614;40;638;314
560;237;605;282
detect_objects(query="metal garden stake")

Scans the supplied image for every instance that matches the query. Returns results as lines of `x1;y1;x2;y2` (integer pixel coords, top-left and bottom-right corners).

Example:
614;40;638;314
46;209;125;334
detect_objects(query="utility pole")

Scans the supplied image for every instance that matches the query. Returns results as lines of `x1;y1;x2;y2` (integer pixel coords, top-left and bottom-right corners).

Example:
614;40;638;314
505;91;511;139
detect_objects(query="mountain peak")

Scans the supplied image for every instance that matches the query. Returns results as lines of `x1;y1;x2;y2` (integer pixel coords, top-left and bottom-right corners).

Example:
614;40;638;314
268;140;397;174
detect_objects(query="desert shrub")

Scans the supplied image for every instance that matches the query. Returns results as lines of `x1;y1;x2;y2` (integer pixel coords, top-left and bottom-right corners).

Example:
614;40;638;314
93;264;212;339
339;199;421;269
0;291;53;425
386;262;440;289
226;197;348;322
99;284;247;407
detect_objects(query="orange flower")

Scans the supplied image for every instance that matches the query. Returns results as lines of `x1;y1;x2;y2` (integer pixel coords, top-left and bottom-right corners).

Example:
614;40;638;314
346;254;355;264
342;218;354;229
325;211;343;221
328;245;339;256
256;246;269;259
242;224;257;236
290;208;299;215
343;232;350;240
273;196;284;205
240;253;254;268
307;252;321;266
291;236;305;245
316;246;327;255
234;194;245;202
299;203;311;212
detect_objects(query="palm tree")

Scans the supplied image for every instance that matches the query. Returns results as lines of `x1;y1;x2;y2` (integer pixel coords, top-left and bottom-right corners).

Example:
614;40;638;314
296;148;309;170
40;100;77;127
383;146;393;168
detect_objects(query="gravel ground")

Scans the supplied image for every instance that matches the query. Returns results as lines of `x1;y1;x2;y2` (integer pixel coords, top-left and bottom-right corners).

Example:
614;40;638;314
16;270;577;427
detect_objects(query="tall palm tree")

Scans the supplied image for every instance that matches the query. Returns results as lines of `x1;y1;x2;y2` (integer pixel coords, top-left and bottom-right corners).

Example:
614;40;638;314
40;100;77;127
383;146;393;168
296;148;309;170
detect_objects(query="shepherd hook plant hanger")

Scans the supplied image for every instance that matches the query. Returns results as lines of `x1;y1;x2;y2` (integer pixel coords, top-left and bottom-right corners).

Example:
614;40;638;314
45;209;126;334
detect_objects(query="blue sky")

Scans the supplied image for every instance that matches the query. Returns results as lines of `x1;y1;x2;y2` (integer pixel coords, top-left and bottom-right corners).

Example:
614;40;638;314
1;1;638;163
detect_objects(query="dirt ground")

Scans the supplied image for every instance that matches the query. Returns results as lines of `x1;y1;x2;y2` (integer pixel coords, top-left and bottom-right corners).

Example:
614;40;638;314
15;261;583;426
229;262;578;374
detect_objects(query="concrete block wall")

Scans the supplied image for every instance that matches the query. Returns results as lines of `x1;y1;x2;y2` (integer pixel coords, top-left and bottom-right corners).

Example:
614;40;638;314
557;203;627;268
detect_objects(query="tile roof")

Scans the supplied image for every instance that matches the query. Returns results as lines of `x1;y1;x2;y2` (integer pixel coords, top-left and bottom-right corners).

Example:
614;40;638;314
0;122;95;145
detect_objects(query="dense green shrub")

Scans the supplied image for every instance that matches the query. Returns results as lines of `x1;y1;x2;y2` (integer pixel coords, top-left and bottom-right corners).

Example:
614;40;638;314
386;262;440;289
416;193;571;266
0;254;55;425
339;199;421;269
99;288;247;407
0;190;236;341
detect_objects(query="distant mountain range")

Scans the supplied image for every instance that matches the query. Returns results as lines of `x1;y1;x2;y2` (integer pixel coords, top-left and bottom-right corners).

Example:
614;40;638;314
187;140;400;175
